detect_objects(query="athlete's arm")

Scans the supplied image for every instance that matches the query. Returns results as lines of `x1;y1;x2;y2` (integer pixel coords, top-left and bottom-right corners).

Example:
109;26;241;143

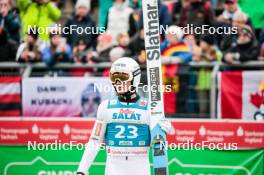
77;101;108;175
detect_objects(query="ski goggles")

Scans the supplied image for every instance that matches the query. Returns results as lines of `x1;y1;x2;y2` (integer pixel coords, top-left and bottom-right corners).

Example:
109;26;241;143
110;72;132;83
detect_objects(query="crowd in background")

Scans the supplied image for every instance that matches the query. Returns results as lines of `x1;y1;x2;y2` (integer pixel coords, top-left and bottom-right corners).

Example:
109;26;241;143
0;0;264;65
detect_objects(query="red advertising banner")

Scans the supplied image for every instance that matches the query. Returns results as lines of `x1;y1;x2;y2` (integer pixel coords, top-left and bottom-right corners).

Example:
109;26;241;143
0;118;263;148
168;120;264;149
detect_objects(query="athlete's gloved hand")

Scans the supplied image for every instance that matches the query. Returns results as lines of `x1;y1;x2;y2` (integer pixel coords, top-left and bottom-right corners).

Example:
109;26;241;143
158;119;173;134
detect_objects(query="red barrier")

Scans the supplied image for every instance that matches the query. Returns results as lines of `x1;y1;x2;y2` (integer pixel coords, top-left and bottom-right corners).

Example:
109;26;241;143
0;118;263;148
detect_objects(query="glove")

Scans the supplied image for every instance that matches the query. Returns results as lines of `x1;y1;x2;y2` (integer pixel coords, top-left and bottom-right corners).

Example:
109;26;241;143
158;119;173;134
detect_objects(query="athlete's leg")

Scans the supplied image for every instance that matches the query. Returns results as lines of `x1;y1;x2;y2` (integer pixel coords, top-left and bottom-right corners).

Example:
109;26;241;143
105;156;151;175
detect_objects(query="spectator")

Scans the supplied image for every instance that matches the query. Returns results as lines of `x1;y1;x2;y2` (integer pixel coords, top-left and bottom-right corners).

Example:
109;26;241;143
18;0;61;41
102;46;125;77
220;11;251;52
157;0;173;27
40;29;72;67
183;33;199;114
70;38;97;77
16;29;41;63
224;27;259;64
0;0;20;43
129;0;141;10
217;0;242;25
161;25;192;63
217;0;251;26
0;28;17;61
109;46;125;63
193;34;222;114
183;33;198;53
116;32;132;56
129;29;146;64
73;38;94;64
105;0;137;44
128;0;142;28
193;34;222;62
138;0;172;39
92;33;113;63
232;11;252;30
179;0;214;31
178;0;190;27
89;0;99;25
64;0;97;48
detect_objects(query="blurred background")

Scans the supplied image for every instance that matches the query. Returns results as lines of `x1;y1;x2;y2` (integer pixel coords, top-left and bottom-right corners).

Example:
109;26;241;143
0;0;263;175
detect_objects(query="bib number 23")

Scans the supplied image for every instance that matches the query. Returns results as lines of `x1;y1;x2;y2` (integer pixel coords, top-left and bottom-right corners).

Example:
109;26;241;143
115;125;138;139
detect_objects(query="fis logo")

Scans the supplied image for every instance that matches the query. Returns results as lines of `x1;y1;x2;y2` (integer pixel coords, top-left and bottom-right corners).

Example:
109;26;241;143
112;109;141;120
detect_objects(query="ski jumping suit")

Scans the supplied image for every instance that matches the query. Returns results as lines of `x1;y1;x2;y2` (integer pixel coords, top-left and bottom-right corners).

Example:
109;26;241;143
77;96;151;175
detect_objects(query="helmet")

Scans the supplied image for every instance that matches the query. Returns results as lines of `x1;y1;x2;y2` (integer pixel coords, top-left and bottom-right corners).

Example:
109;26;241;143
110;57;141;88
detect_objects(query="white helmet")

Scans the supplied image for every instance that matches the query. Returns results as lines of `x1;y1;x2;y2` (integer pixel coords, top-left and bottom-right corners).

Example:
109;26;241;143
110;57;141;88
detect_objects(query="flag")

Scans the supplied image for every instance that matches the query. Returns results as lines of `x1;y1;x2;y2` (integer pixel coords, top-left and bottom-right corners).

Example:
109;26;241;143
161;42;192;115
0;76;21;116
218;71;264;119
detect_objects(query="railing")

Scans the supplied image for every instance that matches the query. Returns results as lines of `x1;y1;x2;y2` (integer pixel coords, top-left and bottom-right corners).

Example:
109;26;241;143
0;60;264;118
